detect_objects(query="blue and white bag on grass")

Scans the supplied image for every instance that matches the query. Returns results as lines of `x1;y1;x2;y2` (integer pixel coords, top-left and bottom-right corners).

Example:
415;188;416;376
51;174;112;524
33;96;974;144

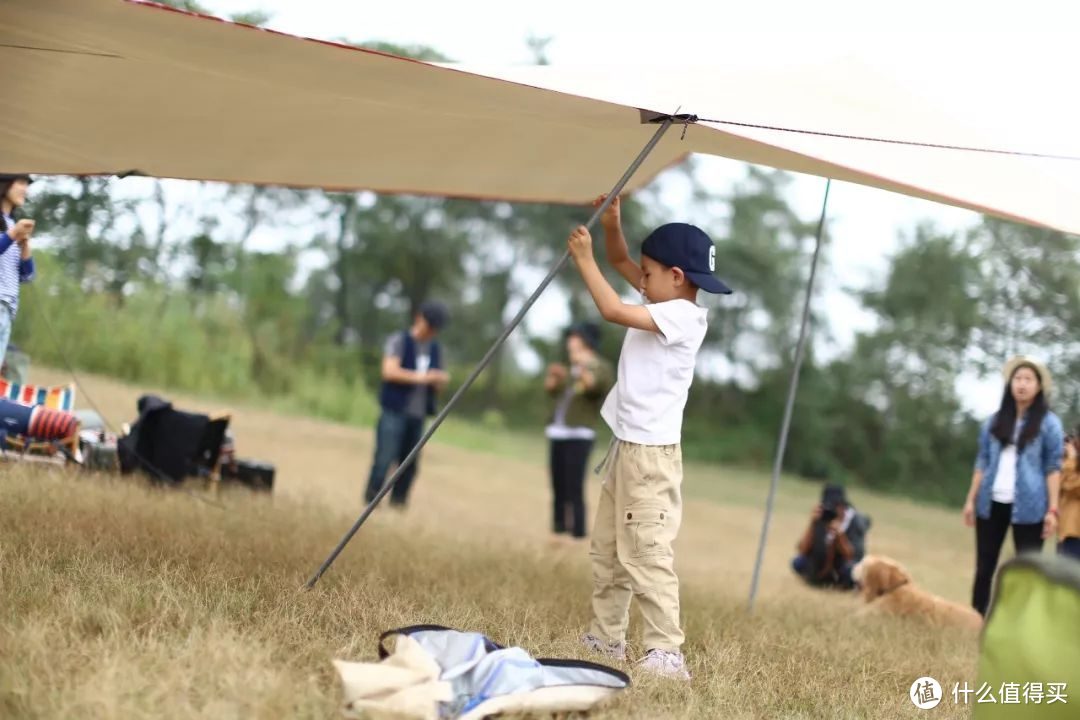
333;624;630;719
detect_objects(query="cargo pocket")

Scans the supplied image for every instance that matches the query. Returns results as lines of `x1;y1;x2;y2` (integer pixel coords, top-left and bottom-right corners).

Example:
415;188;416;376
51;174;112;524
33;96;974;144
623;504;668;559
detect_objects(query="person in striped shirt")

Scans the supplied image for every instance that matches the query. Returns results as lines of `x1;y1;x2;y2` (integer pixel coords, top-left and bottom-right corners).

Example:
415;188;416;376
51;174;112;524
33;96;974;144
0;173;36;370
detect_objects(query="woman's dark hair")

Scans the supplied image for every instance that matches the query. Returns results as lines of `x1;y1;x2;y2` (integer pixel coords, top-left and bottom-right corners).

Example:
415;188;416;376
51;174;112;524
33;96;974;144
0;174;30;230
991;362;1049;450
0;179;14;231
565;321;601;351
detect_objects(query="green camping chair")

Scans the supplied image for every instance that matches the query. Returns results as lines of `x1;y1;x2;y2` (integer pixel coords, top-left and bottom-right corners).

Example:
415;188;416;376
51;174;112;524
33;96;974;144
974;553;1080;718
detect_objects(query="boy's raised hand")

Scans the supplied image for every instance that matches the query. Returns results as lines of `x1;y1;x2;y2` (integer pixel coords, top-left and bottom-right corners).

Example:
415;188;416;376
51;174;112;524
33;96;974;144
567;225;594;263
593;194;621;230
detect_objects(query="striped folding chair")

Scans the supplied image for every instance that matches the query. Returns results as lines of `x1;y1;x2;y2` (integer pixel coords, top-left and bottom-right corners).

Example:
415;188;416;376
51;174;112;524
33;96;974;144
0;379;81;462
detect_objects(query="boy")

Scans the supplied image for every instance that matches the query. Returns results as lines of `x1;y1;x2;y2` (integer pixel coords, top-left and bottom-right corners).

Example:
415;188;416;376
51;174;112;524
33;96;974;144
364;300;451;508
566;195;731;680
0;173;36;368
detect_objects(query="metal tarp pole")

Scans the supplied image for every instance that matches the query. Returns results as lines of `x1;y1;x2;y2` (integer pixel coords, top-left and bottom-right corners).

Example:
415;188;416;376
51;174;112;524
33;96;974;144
747;177;831;614
305;117;677;589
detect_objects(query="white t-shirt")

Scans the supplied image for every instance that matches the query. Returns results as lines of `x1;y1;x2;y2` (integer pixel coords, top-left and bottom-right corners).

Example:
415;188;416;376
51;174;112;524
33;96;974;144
600;299;709;445
992;420;1022;504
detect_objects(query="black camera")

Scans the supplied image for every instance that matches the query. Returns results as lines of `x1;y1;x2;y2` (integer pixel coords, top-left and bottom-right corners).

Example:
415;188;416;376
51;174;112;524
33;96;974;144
819;483;847;524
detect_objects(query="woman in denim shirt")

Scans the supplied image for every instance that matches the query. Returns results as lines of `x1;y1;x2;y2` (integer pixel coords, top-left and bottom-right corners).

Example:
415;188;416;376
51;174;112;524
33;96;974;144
962;356;1063;616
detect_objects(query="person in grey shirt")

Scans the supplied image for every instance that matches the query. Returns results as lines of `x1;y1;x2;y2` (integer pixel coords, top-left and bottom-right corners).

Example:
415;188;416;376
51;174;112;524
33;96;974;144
364;300;451;508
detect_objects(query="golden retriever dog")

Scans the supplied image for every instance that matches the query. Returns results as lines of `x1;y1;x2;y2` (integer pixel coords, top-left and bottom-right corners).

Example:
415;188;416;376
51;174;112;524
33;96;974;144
851;555;983;630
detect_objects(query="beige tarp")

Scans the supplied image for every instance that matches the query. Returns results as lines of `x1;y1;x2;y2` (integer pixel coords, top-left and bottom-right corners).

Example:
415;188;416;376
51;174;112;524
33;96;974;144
4;0;1078;234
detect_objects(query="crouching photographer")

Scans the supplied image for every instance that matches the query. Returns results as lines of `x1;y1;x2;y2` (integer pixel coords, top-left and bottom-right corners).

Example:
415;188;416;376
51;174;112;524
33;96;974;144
791;484;871;590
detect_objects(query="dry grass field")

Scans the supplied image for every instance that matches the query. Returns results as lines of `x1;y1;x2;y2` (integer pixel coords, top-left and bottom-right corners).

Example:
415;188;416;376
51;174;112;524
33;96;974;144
0;369;1000;718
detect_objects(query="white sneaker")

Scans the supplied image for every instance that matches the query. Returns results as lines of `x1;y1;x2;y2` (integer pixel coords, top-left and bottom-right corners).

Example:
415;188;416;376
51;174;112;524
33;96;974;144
581;633;627;661
636;648;691;680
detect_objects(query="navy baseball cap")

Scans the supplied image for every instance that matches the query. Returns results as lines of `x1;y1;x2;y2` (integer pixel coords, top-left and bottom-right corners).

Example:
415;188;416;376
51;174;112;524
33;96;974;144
640;222;732;294
0;173;32;184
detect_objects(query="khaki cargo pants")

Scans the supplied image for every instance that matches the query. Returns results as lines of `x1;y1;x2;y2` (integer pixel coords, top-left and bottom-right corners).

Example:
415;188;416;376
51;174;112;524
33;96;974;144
588;439;684;652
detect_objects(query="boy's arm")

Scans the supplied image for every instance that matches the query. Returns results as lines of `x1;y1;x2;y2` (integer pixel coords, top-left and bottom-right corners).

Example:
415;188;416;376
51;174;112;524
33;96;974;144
594;195;642;288
604;222;642;288
571;231;659;333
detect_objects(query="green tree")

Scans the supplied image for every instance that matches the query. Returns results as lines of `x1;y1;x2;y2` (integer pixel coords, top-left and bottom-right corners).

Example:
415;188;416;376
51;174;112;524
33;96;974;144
346;41;451;63
830;224;984;500
27;177;148;298
967;218;1080;419
153;0;272;26
690;167;823;379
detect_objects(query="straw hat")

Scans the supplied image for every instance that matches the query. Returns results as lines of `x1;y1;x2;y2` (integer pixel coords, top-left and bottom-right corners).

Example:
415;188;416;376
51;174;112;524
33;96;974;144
1002;355;1053;397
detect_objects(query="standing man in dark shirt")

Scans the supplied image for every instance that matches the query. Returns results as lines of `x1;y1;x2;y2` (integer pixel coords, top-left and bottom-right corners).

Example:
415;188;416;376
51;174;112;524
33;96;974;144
364;300;451;508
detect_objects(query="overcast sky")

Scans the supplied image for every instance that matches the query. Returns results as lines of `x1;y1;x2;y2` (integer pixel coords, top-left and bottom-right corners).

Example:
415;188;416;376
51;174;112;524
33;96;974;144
122;0;1078;417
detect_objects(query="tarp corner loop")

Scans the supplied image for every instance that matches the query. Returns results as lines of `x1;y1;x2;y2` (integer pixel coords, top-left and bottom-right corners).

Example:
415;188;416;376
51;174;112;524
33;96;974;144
639;109;699;125
638;109;698;140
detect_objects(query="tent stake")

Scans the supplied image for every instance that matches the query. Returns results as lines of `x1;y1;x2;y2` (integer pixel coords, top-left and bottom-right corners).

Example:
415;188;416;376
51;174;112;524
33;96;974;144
746;177;831;614
304;117;677;589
